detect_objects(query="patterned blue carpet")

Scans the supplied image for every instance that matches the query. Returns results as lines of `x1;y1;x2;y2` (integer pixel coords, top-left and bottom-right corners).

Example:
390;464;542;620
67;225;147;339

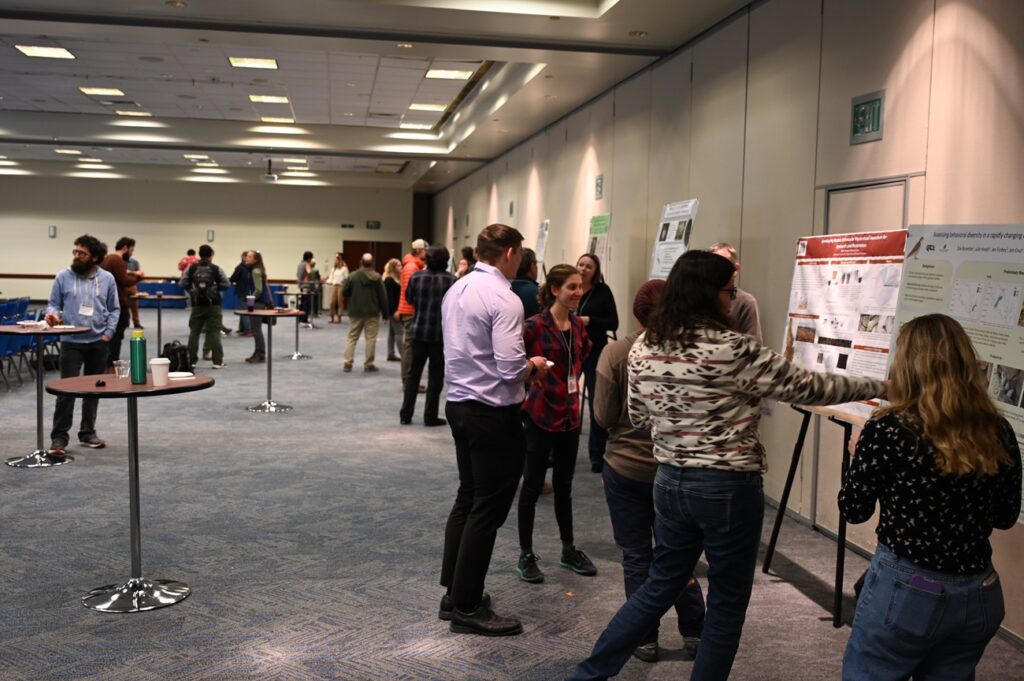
2;309;1022;680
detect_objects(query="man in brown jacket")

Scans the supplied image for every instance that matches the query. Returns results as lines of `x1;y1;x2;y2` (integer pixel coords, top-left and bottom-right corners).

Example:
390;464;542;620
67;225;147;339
101;236;144;367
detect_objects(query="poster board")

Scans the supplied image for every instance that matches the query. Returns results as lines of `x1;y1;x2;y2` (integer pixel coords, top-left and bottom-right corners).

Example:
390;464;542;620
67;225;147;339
588;214;611;267
894;224;1024;520
650;199;699;278
535;219;550;276
782;230;908;421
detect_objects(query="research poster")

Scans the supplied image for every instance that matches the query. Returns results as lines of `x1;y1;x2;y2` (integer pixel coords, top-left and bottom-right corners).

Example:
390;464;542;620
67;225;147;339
650;199;699;278
894;224;1024;520
782;230;908;421
536;219;550;275
588;214;611;267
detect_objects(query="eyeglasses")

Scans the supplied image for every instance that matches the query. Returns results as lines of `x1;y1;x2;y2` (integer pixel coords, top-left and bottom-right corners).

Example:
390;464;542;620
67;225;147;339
72;248;91;257
722;287;738;300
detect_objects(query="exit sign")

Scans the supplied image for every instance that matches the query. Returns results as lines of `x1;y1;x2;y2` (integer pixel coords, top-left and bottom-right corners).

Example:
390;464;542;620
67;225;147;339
850;90;884;144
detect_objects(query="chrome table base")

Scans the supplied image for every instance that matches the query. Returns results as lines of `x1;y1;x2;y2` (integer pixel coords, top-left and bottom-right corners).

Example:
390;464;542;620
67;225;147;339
247;400;292;413
6;450;74;468
82;577;190;613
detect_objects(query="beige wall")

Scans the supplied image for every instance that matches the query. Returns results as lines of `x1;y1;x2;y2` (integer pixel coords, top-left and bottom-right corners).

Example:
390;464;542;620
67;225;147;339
0;177;413;300
431;0;1024;638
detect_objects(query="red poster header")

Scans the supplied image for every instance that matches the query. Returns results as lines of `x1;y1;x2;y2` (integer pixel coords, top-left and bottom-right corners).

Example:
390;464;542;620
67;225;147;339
795;230;908;260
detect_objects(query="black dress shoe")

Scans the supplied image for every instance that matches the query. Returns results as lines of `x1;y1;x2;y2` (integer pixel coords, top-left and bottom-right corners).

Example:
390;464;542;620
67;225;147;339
449;605;522;636
424;418;447;427
438;591;491;621
400;417;412;425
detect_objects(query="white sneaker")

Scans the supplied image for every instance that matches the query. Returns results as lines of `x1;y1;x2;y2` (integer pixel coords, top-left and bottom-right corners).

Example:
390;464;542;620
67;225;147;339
212;363;226;369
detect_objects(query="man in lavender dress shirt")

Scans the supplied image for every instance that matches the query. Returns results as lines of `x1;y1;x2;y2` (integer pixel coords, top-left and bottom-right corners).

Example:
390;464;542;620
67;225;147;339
438;224;551;637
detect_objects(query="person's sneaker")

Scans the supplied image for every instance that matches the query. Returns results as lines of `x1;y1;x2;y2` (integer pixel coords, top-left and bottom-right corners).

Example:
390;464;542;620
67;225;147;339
438;591;491;621
202;351;212;361
78;435;106;449
449;606;522;636
343;364;352;373
364;365;379;372
633;642;660;663
221;329;231;336
49;441;67;458
245;354;265;363
682;636;700;660
516;552;544;583
212;363;226;370
560;547;597;576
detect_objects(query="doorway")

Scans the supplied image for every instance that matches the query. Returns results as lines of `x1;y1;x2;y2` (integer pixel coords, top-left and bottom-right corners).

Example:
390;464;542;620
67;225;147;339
341;241;404;274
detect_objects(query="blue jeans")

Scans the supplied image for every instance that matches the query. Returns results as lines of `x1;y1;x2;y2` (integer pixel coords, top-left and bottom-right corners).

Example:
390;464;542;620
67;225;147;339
842;544;1004;681
569;465;763;681
602;463;705;643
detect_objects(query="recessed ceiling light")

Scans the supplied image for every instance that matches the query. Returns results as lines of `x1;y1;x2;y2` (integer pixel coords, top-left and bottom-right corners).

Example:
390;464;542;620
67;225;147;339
343;112;354;117
76;163;113;170
54;149;82;155
249;94;289;104
67;171;125;179
0;155;6;159
261;116;294;123
15;45;75;59
400;123;433;130
165;0;187;7
183;154;208;160
79;87;125;97
426;69;473;80
628;30;648;37
409;103;447;112
116;110;152;117
195;161;219;167
80;157;103;163
191;167;228;174
0;160;18;166
286;166;309;171
282;158;306;164
229;57;279;70
396;43;414;49
283;171;317;178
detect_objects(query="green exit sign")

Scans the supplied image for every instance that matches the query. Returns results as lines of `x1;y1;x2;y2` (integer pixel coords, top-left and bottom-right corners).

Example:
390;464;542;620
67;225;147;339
851;90;884;144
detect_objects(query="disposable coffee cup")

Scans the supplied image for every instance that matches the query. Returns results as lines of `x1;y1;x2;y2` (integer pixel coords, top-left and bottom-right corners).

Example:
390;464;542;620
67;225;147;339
246;294;255;312
150;358;171;387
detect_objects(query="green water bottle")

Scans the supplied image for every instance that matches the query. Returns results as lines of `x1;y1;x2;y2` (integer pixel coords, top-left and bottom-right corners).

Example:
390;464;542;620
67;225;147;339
129;328;147;384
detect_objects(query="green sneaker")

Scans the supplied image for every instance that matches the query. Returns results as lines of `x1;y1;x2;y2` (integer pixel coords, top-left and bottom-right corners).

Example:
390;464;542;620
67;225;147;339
516;552;544;583
559;547;597;576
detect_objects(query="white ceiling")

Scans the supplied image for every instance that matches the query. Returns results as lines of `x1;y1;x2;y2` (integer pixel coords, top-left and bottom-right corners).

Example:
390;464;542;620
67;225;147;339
0;0;749;191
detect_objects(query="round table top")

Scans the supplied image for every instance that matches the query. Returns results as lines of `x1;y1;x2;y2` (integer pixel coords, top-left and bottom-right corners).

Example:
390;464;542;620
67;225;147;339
131;293;188;300
0;323;90;336
46;373;214;398
234;308;304;318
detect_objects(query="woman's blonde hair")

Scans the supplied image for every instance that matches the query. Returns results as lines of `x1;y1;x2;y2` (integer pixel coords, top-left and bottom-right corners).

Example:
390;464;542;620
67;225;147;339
384;258;402;282
877;313;1009;476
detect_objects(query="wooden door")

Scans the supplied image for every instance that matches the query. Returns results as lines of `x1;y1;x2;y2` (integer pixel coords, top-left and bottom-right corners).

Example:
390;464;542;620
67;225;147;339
342;240;404;274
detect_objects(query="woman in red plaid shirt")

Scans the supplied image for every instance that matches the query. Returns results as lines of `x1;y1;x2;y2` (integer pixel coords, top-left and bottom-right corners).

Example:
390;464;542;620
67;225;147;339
515;264;597;583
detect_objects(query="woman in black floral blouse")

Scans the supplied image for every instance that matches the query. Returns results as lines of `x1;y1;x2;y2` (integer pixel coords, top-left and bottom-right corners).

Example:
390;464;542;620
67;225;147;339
839;313;1021;681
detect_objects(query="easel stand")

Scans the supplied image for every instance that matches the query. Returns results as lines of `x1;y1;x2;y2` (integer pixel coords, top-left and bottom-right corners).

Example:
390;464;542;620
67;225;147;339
761;404;860;628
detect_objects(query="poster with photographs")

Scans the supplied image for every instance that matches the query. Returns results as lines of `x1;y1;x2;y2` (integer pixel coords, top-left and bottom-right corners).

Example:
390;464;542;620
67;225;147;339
536;219;550;275
894;224;1024;520
588;214;611;267
782;230;908;421
650;199;699;278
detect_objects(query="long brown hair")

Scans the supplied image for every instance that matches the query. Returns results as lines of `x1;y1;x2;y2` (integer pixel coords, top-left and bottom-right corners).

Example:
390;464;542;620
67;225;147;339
645;250;735;347
877;314;1009;476
537;264;579;309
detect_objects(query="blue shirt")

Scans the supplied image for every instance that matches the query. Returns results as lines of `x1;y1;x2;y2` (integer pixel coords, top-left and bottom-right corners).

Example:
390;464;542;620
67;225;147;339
442;261;530;406
46;267;120;344
511;278;540;318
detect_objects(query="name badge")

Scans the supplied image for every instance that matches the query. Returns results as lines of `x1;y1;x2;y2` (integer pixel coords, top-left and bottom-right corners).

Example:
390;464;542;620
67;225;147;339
567;373;578;395
79;302;94;317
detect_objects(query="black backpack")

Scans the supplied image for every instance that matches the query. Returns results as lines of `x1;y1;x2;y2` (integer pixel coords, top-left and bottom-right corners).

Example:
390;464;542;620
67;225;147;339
189;261;220;306
160;341;192;373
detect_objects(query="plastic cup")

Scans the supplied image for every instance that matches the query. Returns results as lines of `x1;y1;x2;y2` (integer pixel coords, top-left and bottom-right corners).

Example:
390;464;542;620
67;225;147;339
246;294;255;312
150;358;171;387
113;359;130;379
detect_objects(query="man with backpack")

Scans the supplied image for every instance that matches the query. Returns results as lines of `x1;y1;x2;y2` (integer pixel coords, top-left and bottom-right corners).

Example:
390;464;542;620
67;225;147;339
179;244;230;369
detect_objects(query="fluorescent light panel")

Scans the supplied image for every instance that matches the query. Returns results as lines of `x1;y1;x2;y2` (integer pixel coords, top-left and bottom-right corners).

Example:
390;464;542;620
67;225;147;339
282;158;306;164
183;154;208;160
426;69;473;80
0;159;18;166
249;94;289;104
400;123;433;130
76;163;113;169
80;158;103;163
116;110;152;117
195;161;219;167
16;45;75;59
261;116;294;123
283;171;317;177
54;149;81;155
80;87;125;96
229;57;278;69
409;103;447;112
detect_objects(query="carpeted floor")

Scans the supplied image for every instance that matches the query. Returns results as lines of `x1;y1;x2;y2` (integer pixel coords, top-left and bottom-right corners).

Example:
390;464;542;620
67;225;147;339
2;308;1022;680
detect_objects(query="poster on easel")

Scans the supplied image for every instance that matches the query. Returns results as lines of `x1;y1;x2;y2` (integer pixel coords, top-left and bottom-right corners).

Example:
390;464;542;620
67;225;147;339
782;229;908;421
893;224;1024;520
535;219;550;276
650;199;699;278
588;214;611;266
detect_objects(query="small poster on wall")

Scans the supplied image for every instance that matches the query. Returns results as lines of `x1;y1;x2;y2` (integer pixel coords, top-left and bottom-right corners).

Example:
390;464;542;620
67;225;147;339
588;214;611;267
536;219;550;276
893;224;1024;520
782;229;908;421
650;199;699;278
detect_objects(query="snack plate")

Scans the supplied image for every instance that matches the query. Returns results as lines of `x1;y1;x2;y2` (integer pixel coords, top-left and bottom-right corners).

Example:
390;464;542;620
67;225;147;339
168;372;194;379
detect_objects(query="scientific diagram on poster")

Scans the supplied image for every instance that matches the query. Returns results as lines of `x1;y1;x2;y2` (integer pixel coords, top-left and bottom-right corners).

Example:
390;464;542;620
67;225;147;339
650;199;699;278
894;224;1024;520
782;230;908;421
536;219;550;275
588;214;611;267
